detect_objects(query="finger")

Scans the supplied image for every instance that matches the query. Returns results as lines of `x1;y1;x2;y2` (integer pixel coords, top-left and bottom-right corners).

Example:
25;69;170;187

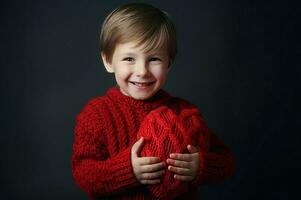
169;153;192;161
139;156;161;165
168;165;191;176
141;170;165;179
131;137;145;156
187;144;199;153
166;159;190;168
174;174;194;182
140;162;165;173
140;179;161;185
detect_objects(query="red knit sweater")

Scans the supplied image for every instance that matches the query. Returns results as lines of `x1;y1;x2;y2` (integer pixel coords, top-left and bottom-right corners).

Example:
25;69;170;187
71;87;235;199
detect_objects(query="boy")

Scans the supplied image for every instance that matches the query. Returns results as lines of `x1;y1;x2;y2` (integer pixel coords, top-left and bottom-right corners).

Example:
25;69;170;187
71;3;235;199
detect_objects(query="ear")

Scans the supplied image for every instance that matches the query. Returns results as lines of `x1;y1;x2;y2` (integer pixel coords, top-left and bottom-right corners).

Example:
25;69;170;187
167;59;173;71
101;52;114;73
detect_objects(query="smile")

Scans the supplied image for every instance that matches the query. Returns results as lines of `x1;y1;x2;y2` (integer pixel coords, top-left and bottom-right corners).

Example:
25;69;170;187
129;81;155;87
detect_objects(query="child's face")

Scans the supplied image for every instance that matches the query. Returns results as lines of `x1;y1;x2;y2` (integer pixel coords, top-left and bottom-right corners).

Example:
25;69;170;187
102;41;170;100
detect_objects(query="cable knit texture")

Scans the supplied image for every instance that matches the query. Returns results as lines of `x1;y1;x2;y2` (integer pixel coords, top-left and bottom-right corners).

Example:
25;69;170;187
71;87;236;200
137;106;211;199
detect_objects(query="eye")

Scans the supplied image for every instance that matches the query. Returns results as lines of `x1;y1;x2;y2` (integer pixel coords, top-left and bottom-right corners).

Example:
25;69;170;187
149;57;161;62
122;57;134;62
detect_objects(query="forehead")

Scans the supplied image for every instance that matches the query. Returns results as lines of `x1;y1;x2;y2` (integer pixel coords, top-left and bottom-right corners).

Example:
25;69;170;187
114;41;167;56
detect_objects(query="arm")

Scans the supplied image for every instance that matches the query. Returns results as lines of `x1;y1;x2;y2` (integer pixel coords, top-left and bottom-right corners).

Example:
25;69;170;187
71;102;139;197
166;115;235;185
194;132;236;185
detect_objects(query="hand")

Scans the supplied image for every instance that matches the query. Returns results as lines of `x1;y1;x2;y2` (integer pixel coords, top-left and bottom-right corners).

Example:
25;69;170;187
166;145;199;181
131;137;166;184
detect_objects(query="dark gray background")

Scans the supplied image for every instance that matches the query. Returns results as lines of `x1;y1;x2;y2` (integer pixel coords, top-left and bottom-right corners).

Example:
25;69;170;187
0;0;300;199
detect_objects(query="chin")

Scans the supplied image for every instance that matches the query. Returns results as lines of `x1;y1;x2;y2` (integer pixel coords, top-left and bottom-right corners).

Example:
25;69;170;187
131;92;154;100
132;95;150;100
122;87;158;100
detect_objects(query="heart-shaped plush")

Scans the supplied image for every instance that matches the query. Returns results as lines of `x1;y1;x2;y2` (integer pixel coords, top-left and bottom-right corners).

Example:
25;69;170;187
137;106;207;199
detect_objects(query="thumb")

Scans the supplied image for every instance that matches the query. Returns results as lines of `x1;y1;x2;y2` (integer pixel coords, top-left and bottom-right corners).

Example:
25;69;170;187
131;137;145;157
187;144;199;154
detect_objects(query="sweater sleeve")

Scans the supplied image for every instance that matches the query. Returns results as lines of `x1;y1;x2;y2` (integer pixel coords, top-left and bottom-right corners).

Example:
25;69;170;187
171;99;236;185
71;101;139;197
193;131;236;185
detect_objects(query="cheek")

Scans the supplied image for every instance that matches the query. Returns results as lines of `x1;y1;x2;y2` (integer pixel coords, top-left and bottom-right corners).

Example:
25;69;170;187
114;64;132;78
151;68;168;81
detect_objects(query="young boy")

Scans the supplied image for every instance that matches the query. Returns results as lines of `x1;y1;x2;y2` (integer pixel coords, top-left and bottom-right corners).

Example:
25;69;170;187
71;3;235;199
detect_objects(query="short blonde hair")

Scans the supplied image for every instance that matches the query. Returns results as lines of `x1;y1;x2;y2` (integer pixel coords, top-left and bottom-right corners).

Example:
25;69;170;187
100;3;177;63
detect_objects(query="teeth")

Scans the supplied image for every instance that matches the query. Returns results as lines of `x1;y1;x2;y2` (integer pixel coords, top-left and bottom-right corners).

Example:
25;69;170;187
135;82;148;86
131;82;153;87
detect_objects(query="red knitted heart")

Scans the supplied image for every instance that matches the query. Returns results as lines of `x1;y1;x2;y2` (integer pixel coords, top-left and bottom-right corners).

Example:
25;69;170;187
137;106;203;199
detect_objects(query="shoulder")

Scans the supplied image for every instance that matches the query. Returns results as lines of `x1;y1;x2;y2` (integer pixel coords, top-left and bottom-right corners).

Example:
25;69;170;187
163;95;208;121
75;95;111;123
165;96;199;112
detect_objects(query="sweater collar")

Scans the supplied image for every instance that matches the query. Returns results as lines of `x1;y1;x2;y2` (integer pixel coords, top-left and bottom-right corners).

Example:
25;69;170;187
106;87;171;112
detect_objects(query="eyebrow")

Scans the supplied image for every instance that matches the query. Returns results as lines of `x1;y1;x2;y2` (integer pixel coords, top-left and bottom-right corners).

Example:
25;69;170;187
119;53;137;57
148;52;166;56
119;52;166;57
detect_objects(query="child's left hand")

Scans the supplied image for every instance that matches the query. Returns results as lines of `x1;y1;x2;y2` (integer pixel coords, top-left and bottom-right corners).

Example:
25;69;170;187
166;144;199;181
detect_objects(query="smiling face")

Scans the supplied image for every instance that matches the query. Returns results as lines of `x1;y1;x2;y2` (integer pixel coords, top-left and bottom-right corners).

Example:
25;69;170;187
102;41;171;100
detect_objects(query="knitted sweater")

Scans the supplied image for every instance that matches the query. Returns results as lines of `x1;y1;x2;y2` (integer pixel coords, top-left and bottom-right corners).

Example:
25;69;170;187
136;106;211;199
71;87;235;199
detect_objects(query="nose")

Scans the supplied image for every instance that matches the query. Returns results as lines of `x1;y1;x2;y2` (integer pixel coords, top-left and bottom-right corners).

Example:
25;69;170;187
135;62;150;77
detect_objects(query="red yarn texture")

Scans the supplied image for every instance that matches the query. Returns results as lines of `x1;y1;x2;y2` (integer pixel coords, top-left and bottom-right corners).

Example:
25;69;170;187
137;106;210;199
71;87;236;200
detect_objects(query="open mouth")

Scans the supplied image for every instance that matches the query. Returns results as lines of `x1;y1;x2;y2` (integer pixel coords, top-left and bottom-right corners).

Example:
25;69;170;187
129;81;155;87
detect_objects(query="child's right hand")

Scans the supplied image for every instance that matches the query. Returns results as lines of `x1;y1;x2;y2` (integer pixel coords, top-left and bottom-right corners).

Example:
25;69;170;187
131;137;166;184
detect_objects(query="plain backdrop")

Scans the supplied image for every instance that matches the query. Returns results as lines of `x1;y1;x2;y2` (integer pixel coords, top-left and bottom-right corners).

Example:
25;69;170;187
0;0;300;199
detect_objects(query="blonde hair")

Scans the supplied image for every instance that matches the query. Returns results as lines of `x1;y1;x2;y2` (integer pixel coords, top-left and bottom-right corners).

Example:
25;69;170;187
100;3;177;63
